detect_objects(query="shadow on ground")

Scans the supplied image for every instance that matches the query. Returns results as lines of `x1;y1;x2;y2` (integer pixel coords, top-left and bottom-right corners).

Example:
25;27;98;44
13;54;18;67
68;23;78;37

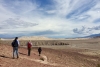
19;52;27;56
0;55;11;59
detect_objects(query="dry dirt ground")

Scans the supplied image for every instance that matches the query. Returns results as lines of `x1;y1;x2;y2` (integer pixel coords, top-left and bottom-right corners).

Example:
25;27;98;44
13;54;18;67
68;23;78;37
0;39;100;67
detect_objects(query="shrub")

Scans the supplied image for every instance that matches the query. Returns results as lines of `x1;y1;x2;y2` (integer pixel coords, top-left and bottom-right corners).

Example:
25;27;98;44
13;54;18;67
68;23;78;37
97;64;100;67
40;57;44;61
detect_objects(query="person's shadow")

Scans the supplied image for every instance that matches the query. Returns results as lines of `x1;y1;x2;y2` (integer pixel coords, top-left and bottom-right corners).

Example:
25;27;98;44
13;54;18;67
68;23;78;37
19;52;27;55
0;55;11;59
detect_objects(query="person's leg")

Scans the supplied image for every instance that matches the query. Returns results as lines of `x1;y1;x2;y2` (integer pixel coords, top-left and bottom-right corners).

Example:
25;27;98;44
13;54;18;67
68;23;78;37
29;49;31;56
28;49;31;56
40;51;41;55
16;47;19;58
28;48;30;56
28;49;30;56
13;47;15;59
39;51;41;56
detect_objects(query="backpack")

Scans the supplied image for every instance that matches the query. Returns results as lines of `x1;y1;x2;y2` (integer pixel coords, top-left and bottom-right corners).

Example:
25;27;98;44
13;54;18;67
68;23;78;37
11;40;15;47
11;40;18;47
27;42;32;48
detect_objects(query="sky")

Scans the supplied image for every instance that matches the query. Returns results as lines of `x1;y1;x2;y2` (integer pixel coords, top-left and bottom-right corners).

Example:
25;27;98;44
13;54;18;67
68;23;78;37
0;0;100;38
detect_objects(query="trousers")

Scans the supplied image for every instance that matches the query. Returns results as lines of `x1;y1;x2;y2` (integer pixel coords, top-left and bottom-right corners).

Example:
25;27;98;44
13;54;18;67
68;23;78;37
13;47;19;58
28;48;31;56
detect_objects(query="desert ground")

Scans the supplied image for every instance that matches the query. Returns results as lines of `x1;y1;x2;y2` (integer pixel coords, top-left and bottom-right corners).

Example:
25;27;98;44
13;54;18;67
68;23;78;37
0;37;100;67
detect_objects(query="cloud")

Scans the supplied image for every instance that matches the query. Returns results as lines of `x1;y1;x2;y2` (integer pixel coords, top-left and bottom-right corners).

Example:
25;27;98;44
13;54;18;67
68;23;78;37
0;0;100;38
0;18;38;29
32;30;58;35
0;30;59;38
21;30;59;38
73;25;100;35
1;0;38;14
0;2;16;22
93;18;100;23
93;26;100;30
35;0;55;9
66;0;97;18
73;26;86;34
70;15;91;22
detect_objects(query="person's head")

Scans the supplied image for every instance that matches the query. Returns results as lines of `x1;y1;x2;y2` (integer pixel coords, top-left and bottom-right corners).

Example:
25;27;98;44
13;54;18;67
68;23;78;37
29;40;31;42
15;37;18;40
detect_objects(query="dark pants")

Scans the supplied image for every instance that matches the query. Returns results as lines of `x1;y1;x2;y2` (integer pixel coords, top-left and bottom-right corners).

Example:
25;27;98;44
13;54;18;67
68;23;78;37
38;51;41;56
13;47;19;58
28;48;31;56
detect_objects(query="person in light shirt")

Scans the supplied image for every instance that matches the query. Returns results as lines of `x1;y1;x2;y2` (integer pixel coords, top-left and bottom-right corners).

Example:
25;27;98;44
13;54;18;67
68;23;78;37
12;37;20;59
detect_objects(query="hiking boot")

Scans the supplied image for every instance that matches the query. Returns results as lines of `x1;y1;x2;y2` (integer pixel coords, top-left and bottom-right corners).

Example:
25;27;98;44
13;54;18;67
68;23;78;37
17;56;19;59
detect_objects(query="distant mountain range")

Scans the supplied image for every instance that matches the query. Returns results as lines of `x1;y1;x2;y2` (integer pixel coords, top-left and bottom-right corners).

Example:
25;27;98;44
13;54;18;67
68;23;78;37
1;33;100;39
85;33;100;38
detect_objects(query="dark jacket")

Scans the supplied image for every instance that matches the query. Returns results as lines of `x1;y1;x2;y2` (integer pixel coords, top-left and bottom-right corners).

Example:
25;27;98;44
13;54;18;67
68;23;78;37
12;40;19;47
38;47;42;52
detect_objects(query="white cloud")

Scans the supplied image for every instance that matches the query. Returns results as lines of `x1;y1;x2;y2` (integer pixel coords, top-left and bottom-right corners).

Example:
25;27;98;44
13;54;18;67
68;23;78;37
0;0;100;38
45;10;56;14
0;4;16;22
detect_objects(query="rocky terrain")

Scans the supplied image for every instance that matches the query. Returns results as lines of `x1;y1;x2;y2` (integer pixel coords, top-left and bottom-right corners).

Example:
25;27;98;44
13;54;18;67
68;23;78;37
0;45;63;67
0;37;100;67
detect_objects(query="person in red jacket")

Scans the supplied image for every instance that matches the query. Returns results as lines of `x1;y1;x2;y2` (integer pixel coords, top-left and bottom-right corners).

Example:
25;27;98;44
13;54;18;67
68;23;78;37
27;40;32;56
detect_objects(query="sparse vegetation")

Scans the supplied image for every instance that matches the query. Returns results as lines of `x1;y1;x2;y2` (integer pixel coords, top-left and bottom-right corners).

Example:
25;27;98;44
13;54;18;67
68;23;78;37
40;57;44;61
97;64;100;67
0;38;100;67
0;40;69;46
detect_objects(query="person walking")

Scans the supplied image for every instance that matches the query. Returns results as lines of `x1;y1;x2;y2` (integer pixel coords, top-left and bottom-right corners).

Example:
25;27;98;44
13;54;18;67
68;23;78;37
38;47;42;56
12;37;20;59
27;40;32;56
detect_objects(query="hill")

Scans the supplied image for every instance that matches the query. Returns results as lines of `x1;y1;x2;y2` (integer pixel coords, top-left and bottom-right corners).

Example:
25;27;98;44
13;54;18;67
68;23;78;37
18;36;55;40
85;33;100;38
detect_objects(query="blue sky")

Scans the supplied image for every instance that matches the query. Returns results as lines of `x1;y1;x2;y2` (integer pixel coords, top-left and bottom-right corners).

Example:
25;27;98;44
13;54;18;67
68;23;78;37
0;0;100;38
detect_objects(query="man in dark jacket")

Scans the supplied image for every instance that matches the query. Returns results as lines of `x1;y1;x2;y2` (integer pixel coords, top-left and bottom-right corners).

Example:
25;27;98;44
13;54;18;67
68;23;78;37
12;37;20;59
